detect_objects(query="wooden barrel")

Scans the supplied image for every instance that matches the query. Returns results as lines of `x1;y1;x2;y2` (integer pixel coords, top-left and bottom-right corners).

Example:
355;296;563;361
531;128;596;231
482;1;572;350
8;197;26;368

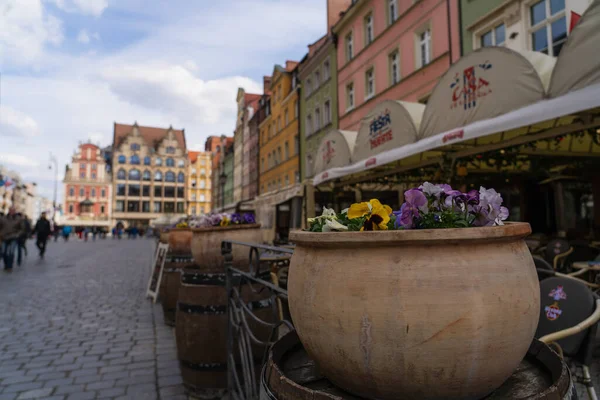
261;331;576;400
158;254;197;326
176;269;274;396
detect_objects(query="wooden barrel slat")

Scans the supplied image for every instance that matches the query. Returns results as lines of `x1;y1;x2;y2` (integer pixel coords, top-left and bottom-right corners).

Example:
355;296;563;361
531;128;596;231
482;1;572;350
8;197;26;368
159;254;196;326
263;332;575;400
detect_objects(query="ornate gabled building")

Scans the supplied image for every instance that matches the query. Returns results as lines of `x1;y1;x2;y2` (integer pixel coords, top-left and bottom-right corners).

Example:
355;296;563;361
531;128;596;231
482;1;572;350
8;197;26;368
111;122;188;228
63;142;112;228
235;88;262;204
187;151;212;215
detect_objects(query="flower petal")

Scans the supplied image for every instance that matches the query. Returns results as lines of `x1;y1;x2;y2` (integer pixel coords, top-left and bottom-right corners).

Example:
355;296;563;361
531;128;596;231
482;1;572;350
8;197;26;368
348;202;370;219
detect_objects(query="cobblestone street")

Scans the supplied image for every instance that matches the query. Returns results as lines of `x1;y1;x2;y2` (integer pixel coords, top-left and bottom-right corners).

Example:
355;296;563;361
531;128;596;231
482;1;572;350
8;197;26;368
0;238;186;400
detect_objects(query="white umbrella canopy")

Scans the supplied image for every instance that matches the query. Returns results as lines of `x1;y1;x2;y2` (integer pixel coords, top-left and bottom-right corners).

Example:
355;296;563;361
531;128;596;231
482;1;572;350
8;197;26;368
418;47;554;140
351;100;424;163
549;0;600;97
313;130;357;177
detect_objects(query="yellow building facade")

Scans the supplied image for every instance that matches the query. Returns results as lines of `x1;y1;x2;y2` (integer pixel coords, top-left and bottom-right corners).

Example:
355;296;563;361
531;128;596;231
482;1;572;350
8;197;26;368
259;63;300;194
187;151;212;215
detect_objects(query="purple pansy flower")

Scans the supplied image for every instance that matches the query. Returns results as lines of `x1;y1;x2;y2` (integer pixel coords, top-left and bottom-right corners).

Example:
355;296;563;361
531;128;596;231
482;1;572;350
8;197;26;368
396;188;428;229
231;213;242;224
242;213;256;224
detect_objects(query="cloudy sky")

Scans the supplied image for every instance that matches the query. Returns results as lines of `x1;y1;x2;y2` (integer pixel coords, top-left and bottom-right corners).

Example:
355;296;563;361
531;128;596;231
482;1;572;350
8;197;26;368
0;0;325;201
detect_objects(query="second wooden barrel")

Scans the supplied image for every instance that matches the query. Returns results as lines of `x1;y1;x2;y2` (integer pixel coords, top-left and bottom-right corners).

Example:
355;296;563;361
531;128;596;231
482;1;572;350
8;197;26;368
159;254;196;326
176;269;274;395
261;331;576;400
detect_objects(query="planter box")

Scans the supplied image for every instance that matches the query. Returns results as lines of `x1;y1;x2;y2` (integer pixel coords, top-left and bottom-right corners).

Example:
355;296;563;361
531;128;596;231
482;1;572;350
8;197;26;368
167;228;193;255
288;222;539;400
191;224;262;272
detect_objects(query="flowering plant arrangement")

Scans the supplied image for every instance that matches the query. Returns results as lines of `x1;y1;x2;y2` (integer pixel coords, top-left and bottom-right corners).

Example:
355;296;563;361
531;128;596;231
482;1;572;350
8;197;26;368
183;212;256;229
307;182;509;232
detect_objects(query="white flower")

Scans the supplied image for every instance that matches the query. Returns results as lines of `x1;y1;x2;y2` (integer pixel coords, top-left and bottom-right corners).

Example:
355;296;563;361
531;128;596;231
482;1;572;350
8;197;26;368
322;207;337;218
419;182;444;197
322;219;349;232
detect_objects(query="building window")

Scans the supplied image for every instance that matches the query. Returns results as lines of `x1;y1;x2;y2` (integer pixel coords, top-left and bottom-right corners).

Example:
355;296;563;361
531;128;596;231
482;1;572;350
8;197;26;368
315;72;321;90
268;154;272;168
177;159;185;168
529;0;566;56
346;83;355;110
306;79;312;97
176;187;184;198
144;156;151;165
166;146;175;154
191;179;197;187
128;169;140;181
164;187;175;198
69;204;74;213
285;175;289;187
199;180;205;189
154;171;163;181
295;171;300;183
365;68;375;99
323;59;330;81
294;135;299;155
480;23;506;47
165;171;175;182
418;28;432;68
200;168;206;176
284;109;289;126
101;205;105;214
101;188;106;197
261;158;265;172
390;50;400;85
118;155;126;164
143;170;151;181
80;171;86;178
154;186;162;197
176;202;185;213
273;150;278;165
92;163;96;170
365;13;374;45
388;0;398;26
117;184;126;196
69;187;74;196
191;206;197;215
130;155;140;165
294;100;298;118
153;202;162;213
277;147;282;164
200;194;206;202
127;201;140;212
191;193;197;201
117;169;126;180
315;107;321;131
306;114;313;136
142;185;150;197
177;172;185;183
277;116;282;132
345;32;354;62
91;173;96;180
285;142;290;160
128;184;140;196
324;100;331;125
130;143;140;151
200;159;206;166
142;201;150;212
166;158;175;167
116;201;124;212
191;168;197;175
155;157;162;166
91;188;96;197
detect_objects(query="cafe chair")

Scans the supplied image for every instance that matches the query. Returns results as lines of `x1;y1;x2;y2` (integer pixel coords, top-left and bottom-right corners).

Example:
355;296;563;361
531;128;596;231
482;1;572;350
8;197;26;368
534;256;554;281
536;277;600;400
538;239;573;271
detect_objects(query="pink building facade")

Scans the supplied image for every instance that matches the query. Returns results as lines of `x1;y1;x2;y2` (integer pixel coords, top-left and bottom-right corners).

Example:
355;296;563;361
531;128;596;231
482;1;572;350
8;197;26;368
334;0;461;132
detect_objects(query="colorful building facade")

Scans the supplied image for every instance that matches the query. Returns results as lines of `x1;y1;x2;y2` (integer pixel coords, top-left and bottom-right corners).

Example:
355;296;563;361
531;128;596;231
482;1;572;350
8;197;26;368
63;142;112;227
236;89;262;203
207;135;233;212
187;151;212;215
334;0;461;132
460;0;591;56
111;123;187;227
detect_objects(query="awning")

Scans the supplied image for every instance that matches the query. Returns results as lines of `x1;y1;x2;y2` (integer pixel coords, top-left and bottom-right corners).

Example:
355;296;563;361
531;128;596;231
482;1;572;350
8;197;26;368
313;130;357;176
549;0;600;98
352;100;424;162
418;48;555;140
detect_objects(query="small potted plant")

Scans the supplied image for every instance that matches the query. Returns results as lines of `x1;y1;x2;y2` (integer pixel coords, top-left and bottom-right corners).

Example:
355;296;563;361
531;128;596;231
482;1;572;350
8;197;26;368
189;213;261;272
288;183;539;400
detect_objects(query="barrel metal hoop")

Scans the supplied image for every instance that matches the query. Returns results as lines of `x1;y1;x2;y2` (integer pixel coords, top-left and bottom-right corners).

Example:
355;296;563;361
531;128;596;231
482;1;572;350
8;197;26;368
181;273;227;286
180;360;228;372
178;303;227;315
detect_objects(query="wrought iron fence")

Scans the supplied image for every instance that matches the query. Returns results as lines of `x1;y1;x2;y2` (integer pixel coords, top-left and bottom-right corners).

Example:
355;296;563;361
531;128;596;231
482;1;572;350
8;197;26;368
221;241;294;400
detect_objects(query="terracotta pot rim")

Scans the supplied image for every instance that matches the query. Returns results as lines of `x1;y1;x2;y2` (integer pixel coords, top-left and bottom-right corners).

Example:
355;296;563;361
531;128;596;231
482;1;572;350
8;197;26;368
290;221;531;245
168;227;192;232
191;223;261;233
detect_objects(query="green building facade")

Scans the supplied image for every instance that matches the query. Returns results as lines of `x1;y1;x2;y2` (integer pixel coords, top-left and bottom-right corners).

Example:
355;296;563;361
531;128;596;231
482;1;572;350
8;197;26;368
460;0;506;55
298;36;339;180
223;146;235;207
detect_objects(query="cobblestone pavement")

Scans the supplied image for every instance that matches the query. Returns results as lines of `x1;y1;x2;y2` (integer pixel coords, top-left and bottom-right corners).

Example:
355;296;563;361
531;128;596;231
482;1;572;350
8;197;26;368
0;238;187;400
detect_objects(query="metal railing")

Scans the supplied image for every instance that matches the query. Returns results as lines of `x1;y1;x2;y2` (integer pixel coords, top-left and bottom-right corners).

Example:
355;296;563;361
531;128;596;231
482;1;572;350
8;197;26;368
221;241;294;400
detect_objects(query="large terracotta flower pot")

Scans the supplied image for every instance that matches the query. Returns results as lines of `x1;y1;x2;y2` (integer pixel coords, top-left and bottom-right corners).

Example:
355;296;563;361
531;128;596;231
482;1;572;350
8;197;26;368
191;224;262;272
159;231;169;244
167;228;193;255
288;222;539;400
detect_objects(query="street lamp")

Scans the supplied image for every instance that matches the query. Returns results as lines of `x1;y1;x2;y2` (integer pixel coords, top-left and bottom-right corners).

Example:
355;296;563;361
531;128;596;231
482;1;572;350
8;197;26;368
219;172;227;210
49;153;58;222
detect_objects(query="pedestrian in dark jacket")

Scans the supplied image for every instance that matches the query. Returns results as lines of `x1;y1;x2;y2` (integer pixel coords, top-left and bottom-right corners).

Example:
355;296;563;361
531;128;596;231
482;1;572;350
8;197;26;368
0;208;25;271
33;212;52;258
16;213;31;265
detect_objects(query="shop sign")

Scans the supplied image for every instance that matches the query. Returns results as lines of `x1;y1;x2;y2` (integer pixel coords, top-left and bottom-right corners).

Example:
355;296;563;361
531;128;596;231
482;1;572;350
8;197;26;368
322;140;336;166
545;302;562;321
442;129;464;144
368;109;393;149
450;62;493;110
365;158;377;168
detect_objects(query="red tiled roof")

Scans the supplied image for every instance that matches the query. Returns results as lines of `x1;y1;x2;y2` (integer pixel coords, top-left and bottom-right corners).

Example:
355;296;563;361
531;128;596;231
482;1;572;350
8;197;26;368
113;122;186;150
188;151;200;163
244;93;261;104
285;60;299;71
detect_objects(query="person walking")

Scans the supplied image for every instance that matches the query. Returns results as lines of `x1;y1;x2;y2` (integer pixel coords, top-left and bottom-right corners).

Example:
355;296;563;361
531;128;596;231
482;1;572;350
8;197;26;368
16;213;31;266
0;208;25;271
33;212;51;258
62;225;72;241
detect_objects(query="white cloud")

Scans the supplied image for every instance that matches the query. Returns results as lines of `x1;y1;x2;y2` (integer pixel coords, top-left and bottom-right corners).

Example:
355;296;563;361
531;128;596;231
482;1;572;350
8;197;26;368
0;0;64;65
50;0;108;16
0;154;40;168
88;132;106;143
0;106;40;137
77;29;90;43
